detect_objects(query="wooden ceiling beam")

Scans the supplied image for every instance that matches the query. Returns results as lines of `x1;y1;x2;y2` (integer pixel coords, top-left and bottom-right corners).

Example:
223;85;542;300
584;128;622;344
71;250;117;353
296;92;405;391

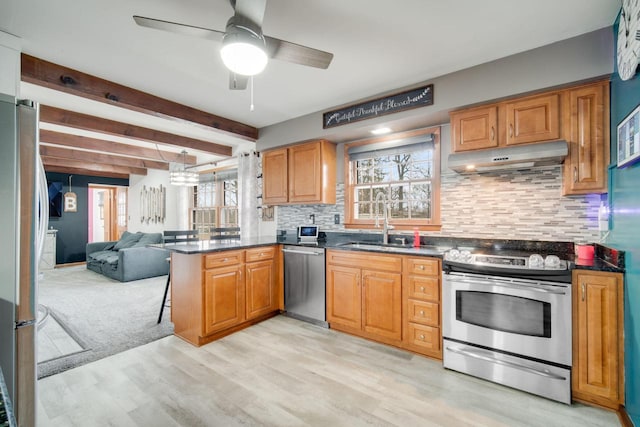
40;145;170;170
40;106;233;157
22;54;258;141
42;156;147;176
44;165;129;180
40;129;197;164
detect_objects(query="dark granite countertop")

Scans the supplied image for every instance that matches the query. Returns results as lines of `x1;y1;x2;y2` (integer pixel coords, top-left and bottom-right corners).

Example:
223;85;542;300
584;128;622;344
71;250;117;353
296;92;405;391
152;231;625;273
150;236;280;254
571;243;625;273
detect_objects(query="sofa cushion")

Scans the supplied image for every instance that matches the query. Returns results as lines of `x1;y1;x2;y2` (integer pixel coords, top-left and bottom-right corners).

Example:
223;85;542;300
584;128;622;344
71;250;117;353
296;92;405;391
132;232;163;247
113;231;142;250
88;250;115;262
103;254;119;265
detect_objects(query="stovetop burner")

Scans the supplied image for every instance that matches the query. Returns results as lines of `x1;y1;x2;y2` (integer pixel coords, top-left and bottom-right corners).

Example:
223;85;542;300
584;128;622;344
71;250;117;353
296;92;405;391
444;249;569;271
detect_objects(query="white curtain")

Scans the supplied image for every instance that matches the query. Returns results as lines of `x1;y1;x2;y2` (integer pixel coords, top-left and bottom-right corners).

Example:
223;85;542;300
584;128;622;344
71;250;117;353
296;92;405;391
238;152;258;238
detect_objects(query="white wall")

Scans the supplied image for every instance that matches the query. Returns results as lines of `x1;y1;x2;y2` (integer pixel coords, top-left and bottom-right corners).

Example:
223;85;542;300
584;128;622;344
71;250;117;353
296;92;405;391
0;31;20;97
128;169;183;233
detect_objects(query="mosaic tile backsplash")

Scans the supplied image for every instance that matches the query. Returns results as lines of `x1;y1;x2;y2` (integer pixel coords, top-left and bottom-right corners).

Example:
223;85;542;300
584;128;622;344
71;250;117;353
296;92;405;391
276;166;602;243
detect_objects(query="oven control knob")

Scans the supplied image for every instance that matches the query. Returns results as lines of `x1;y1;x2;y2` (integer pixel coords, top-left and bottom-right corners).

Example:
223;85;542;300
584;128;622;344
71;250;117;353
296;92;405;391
544;255;560;268
529;254;544;268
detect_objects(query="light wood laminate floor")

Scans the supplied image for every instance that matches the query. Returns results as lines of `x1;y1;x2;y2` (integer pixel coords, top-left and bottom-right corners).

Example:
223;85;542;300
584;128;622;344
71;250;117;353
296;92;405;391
37;316;619;426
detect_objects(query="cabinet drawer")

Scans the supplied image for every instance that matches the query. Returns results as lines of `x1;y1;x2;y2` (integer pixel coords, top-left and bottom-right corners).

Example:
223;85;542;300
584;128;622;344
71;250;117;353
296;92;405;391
405;257;440;276
204;250;244;269
407;299;439;327
245;246;276;262
327;250;402;272
407;323;441;352
406;275;439;301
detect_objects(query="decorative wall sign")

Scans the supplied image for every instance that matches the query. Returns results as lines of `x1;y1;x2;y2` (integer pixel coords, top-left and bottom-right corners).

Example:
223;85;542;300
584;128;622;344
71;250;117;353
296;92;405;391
63;192;77;212
140;185;166;224
323;84;434;129
617;103;640;168
64;175;77;212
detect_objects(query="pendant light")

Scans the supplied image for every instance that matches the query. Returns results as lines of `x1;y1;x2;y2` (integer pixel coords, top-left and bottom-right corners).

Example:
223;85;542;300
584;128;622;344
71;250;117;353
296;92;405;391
170;150;199;186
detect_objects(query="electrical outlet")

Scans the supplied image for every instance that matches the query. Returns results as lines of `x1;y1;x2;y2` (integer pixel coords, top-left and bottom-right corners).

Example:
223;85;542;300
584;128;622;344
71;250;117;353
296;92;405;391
334;214;340;224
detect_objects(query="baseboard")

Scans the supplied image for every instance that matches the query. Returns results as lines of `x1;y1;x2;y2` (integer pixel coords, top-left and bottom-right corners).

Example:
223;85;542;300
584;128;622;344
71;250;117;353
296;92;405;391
619;406;634;427
54;261;86;268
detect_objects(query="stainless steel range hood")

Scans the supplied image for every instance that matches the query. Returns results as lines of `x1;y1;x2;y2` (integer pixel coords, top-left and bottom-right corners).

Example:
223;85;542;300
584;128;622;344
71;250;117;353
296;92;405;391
448;140;568;173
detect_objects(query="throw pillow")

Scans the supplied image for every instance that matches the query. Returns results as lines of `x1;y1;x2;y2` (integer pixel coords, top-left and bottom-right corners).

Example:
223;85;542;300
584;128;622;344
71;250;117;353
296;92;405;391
113;231;142;250
132;233;163;247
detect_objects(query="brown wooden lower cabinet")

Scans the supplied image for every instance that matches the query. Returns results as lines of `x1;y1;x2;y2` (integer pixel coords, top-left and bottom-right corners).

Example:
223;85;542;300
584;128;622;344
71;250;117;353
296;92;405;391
326;251;403;346
326;249;442;359
572;269;624;410
204;264;245;335
171;245;280;346
246;259;278;320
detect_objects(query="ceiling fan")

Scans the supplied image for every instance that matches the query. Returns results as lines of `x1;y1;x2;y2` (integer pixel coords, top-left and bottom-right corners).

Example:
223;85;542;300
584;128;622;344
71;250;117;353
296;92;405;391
133;0;334;90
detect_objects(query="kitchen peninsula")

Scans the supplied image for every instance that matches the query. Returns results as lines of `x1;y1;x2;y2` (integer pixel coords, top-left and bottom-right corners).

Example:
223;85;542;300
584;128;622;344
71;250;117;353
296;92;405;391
163;237;283;346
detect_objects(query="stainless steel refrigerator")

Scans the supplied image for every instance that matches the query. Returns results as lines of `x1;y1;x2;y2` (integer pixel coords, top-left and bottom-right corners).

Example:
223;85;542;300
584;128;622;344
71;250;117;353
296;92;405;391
0;94;46;427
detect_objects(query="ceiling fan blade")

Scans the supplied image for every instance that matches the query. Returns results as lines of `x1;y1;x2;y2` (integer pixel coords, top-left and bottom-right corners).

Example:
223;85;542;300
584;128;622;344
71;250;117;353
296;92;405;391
229;73;249;90
232;0;267;29
265;36;334;69
133;15;224;41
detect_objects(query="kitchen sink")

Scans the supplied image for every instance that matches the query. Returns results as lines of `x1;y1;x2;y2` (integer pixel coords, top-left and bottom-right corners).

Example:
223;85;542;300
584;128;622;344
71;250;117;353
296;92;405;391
335;241;451;255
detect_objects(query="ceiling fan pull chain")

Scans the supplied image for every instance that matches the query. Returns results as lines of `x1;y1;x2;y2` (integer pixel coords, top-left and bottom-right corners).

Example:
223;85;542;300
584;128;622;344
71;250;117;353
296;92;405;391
250;76;255;112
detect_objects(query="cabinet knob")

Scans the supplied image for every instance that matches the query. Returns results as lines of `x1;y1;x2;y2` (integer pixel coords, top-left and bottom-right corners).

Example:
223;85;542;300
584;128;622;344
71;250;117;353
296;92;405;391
223;258;228;262
581;283;586;301
418;265;425;270
419;334;425;340
420;310;425;316
420;286;425;292
490;126;495;141
509;123;514;138
573;166;578;183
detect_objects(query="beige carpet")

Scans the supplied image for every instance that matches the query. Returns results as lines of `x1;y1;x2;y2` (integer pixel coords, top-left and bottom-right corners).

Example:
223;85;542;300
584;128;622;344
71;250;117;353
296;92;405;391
37;266;173;378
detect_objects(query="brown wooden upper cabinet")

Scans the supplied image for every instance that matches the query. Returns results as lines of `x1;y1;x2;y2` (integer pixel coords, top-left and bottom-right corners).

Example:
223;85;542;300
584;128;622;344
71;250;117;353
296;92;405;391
504;93;560;146
449;79;610;195
451;93;560;152
450;105;498;152
263;140;336;205
562;82;610;195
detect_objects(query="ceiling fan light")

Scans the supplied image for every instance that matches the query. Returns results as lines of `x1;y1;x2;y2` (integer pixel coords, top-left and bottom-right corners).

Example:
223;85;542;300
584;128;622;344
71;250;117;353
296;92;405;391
221;41;268;76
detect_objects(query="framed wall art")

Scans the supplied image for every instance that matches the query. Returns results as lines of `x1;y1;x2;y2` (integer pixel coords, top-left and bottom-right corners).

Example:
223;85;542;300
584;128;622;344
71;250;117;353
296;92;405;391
617;103;640;168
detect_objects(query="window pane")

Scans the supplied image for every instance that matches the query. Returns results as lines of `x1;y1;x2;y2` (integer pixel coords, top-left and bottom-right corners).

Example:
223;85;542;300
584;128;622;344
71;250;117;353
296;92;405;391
356;187;371;203
356;202;373;219
408;161;432;179
410;183;431;200
390;184;409;202
389;201;408;219
410;200;431;218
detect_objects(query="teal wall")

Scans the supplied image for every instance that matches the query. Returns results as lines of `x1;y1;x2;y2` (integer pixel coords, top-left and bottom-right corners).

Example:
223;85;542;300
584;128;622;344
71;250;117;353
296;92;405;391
609;14;640;426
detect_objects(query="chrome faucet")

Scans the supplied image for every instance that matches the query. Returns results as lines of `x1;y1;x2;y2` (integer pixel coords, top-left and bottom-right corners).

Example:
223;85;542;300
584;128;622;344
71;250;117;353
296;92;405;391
374;192;394;244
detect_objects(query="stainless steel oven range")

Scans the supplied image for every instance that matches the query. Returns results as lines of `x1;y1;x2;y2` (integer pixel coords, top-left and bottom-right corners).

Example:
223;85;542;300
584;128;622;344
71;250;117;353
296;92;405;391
442;249;572;404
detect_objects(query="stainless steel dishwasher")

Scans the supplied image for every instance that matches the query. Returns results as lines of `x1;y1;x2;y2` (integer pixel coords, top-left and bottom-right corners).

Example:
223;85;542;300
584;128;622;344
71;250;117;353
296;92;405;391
282;245;327;327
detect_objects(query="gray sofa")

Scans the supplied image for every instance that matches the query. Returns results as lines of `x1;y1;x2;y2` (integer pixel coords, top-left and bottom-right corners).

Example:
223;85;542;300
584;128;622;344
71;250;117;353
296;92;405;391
86;231;169;282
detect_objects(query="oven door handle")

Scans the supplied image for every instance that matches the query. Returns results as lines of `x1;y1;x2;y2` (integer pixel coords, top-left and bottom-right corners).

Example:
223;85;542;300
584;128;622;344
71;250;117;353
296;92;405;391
446;346;567;381
445;276;567;295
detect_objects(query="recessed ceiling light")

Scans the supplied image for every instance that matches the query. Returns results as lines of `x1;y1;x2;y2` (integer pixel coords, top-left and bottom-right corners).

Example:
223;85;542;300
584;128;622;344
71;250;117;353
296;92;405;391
371;127;392;135
465;164;476;170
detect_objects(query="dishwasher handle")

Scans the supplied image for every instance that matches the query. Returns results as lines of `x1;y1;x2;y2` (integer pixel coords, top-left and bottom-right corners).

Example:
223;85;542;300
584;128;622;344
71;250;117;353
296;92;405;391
282;248;323;256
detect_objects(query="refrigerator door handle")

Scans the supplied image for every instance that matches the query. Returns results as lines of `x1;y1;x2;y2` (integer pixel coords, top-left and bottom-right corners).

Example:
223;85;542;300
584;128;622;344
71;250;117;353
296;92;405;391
15;319;36;329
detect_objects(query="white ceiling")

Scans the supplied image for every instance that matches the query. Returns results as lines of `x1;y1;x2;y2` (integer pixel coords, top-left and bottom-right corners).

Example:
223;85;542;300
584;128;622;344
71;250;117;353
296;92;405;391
1;0;621;163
